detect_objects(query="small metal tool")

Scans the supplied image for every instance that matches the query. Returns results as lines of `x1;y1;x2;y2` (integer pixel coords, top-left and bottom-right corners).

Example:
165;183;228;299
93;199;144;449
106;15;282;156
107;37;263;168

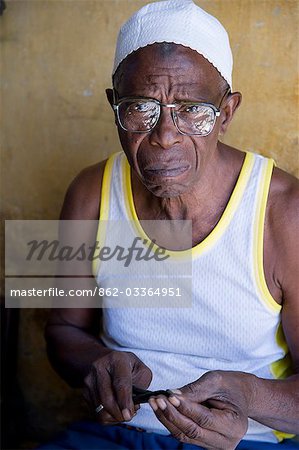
132;386;171;404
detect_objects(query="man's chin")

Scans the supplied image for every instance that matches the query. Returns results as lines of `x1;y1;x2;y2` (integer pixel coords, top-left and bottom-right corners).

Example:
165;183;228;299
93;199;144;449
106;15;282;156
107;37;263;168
144;182;190;198
140;165;194;197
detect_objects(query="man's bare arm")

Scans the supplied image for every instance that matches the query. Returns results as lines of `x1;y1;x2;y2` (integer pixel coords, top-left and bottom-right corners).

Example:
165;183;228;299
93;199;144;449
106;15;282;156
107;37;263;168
45;160;152;423
45;161;107;387
247;167;299;431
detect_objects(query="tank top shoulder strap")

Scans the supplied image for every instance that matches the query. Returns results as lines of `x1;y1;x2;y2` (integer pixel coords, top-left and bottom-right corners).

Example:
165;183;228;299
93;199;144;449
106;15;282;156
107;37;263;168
92;151;123;276
99;152;123;221
252;154;278;312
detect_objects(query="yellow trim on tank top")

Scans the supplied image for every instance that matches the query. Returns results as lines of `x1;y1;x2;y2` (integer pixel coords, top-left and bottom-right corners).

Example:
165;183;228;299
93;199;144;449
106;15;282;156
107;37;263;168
252;158;281;313
122;151;254;259
273;431;295;442
270;323;293;381
92;152;119;277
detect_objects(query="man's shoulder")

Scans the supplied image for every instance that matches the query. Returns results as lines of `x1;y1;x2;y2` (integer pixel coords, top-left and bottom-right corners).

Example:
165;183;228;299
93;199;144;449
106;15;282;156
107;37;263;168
266;166;299;284
60;159;107;220
268;166;299;226
261;165;298;304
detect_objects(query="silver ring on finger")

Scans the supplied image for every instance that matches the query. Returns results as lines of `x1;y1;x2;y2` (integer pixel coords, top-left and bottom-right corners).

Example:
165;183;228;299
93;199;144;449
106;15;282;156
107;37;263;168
95;404;104;414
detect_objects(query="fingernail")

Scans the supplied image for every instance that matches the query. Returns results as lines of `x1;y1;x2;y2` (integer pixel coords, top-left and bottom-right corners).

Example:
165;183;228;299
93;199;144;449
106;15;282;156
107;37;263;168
148;398;158;411
156;398;167;410
168;389;182;395
168;396;181;407
122;408;131;421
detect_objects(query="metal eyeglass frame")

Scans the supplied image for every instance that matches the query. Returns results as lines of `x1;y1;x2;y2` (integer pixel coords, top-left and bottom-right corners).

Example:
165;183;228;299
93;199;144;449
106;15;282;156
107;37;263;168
112;87;231;136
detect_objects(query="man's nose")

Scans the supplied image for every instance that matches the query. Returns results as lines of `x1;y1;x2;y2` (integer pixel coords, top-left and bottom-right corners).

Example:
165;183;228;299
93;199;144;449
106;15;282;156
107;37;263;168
148;106;183;149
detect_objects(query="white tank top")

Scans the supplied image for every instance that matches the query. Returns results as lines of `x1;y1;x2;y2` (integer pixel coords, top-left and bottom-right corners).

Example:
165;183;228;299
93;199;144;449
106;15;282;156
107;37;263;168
93;151;293;443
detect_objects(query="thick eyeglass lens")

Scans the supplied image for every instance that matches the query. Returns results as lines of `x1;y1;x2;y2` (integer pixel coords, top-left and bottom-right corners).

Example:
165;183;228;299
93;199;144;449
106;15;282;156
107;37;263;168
117;100;216;135
174;104;216;135
118;100;159;132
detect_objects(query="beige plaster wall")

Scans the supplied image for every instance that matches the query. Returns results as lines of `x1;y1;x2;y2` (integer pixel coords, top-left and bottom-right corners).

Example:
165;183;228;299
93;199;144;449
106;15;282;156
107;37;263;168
1;0;298;222
1;0;298;444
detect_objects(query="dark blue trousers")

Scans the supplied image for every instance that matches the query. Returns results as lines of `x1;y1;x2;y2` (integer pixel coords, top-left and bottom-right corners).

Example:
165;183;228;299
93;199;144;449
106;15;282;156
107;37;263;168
37;421;299;450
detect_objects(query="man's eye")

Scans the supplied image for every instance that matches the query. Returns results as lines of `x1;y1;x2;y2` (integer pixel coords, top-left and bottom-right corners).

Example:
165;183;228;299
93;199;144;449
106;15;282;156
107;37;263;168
183;104;202;113
132;102;152;112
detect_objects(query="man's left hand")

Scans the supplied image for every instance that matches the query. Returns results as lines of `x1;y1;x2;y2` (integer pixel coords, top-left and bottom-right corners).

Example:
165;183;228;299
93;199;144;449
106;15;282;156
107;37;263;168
148;370;255;449
177;370;256;415
149;394;247;450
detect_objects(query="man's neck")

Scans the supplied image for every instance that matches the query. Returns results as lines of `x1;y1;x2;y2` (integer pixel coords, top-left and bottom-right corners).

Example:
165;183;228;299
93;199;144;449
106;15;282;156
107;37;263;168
131;144;245;245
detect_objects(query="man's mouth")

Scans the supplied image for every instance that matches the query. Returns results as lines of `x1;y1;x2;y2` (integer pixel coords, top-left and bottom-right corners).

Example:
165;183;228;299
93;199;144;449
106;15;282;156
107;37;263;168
143;165;190;178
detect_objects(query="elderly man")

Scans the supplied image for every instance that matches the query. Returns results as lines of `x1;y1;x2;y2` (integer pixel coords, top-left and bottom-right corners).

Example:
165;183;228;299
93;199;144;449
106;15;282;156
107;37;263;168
43;1;299;449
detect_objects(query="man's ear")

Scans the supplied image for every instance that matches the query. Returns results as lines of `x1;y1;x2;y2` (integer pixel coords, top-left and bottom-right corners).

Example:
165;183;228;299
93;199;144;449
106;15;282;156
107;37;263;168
106;88;114;108
219;92;242;135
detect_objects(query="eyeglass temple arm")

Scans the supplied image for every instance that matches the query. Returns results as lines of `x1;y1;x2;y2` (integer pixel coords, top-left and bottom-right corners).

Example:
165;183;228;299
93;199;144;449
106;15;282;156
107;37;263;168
219;87;231;108
112;88;119;108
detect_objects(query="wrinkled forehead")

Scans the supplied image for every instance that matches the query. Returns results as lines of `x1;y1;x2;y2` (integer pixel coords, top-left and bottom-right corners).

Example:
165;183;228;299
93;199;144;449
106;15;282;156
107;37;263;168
113;43;227;97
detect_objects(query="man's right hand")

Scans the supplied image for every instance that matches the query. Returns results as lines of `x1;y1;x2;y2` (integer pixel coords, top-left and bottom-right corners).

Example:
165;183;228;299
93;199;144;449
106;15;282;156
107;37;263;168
83;350;152;424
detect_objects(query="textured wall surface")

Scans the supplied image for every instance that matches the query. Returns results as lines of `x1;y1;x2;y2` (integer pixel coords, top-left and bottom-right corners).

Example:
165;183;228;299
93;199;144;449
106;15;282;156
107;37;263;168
1;0;298;223
1;0;298;446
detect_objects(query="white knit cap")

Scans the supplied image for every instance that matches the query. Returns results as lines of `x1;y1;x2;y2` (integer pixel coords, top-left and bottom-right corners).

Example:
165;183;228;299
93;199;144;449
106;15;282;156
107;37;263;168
113;0;233;89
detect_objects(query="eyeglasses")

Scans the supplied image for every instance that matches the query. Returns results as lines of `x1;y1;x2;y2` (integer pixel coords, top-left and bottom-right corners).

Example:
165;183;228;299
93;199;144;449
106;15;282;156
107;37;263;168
113;88;230;136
